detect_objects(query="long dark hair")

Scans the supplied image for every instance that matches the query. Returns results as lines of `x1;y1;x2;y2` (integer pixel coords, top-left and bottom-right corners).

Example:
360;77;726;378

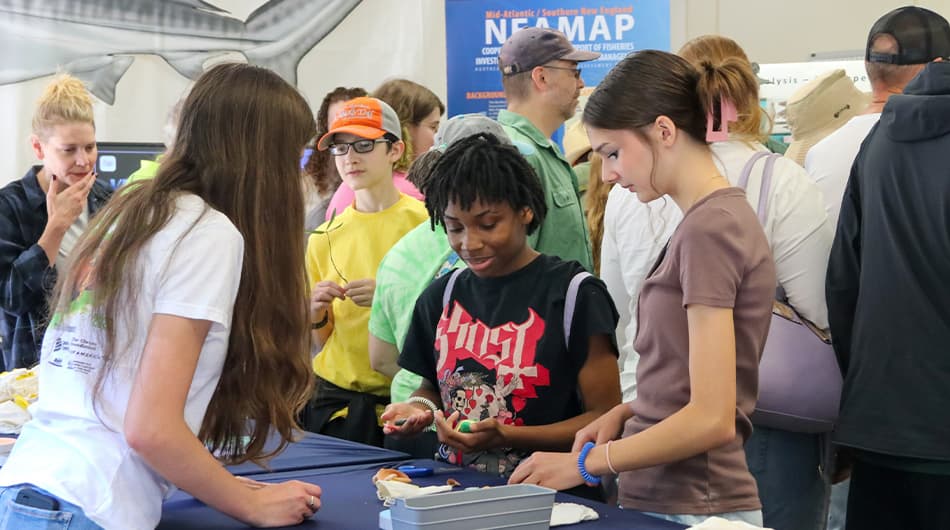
51;63;316;465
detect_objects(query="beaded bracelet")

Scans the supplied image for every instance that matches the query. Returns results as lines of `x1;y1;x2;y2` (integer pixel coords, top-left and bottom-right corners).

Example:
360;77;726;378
406;396;438;417
406;396;439;432
577;441;601;485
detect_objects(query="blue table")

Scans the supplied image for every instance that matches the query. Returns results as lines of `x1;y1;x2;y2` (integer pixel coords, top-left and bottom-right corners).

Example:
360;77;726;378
226;431;408;476
159;459;687;529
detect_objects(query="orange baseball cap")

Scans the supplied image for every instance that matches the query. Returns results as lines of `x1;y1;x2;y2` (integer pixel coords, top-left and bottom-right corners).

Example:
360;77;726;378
316;97;402;150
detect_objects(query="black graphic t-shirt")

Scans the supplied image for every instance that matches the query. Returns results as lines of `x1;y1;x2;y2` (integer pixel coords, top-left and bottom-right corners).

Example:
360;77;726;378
399;254;619;476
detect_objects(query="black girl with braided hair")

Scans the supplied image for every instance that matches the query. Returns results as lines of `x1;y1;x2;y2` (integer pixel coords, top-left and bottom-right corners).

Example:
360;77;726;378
381;133;621;487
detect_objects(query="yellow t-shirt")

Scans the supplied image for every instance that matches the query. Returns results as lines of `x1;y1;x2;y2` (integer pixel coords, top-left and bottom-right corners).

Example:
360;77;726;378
305;194;429;404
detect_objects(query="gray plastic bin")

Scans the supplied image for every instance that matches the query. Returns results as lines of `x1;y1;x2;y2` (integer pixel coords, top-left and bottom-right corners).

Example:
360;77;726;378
389;484;556;529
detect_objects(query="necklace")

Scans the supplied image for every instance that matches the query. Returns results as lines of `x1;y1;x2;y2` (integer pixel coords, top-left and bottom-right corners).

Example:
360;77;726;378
687;173;729;209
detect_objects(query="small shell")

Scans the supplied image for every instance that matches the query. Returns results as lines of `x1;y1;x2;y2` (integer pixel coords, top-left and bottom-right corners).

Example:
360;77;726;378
372;468;411;484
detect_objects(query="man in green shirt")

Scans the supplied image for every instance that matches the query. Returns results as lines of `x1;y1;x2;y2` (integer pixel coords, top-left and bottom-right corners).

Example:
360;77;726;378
497;27;597;271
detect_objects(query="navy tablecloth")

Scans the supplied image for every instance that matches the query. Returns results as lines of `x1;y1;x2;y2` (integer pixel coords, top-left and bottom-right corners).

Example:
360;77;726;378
159;459;687;530
226;431;409;476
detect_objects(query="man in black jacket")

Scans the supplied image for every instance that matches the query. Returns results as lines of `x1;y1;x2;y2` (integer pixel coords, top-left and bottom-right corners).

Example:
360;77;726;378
826;10;950;528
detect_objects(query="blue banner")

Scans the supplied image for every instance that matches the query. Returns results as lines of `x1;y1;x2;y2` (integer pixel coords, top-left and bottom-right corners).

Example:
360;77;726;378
444;0;670;118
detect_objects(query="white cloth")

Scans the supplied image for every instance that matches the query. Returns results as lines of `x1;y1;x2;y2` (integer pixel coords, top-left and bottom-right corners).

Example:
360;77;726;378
0;401;31;434
688;515;771;529
601;141;834;399
0;368;37;402
0;194;244;530
375;479;454;507
56;205;89;270
804;113;882;228
601;186;677;402
551;502;600;526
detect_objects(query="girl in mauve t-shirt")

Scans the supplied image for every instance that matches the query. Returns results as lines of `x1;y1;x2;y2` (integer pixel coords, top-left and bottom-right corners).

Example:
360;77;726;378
510;50;776;527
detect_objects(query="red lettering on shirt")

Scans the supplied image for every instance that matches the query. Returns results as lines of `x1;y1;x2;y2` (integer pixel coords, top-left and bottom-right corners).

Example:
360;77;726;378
434;301;549;412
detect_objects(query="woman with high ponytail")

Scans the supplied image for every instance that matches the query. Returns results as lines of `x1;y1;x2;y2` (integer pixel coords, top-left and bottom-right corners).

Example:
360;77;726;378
0;74;112;371
680;34;836;530
510;49;779;526
519;39;835;526
0;63;322;529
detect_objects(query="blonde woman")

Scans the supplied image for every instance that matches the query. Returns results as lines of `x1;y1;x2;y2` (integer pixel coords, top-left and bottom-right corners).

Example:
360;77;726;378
0;75;112;370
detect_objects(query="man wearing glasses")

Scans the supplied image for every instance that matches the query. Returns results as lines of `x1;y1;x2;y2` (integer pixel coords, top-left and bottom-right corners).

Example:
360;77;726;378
497;27;598;272
303;97;428;446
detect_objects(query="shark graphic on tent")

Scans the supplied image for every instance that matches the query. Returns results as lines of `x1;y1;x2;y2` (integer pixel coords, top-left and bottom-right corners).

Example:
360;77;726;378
0;0;362;104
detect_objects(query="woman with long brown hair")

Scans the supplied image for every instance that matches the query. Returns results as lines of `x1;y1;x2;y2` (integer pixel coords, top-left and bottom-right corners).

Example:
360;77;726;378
0;63;321;529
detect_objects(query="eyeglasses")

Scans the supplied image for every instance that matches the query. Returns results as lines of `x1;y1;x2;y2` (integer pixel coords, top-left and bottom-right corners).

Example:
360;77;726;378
542;65;582;79
328;139;390;156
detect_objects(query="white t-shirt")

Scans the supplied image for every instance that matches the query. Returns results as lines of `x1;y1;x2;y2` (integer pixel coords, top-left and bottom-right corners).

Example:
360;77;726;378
56;205;90;270
601;141;834;400
601;186;677;402
0;194;244;530
804;113;882;228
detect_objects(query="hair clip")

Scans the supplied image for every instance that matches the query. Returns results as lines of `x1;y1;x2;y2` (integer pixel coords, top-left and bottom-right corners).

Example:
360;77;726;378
705;98;738;142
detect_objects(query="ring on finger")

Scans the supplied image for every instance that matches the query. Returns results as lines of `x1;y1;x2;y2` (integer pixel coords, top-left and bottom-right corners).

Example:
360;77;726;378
308;495;315;508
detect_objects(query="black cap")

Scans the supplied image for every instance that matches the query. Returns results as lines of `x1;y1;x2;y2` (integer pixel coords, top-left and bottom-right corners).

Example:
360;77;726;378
866;6;950;65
